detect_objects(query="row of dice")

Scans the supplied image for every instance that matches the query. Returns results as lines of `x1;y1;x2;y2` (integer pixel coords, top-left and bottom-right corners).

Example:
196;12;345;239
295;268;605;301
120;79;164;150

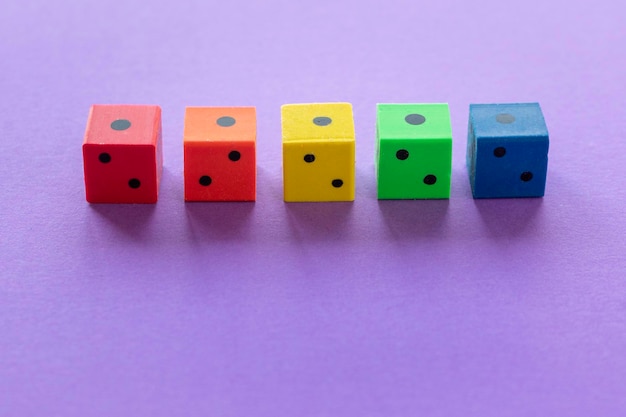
82;102;549;203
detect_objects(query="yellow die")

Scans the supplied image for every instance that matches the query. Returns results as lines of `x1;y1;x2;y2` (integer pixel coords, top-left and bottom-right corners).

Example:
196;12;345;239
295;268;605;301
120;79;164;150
281;103;356;202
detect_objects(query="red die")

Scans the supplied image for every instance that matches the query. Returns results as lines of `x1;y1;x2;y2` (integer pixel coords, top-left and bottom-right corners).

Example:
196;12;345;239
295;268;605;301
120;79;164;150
183;107;256;201
82;105;163;203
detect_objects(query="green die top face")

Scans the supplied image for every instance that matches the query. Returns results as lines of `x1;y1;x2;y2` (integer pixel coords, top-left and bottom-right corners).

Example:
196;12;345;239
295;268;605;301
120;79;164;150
376;104;453;199
377;103;452;140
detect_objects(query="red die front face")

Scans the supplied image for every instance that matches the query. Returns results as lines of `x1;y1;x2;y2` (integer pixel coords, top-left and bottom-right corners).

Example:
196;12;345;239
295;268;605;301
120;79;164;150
83;144;159;203
82;105;162;203
184;141;256;201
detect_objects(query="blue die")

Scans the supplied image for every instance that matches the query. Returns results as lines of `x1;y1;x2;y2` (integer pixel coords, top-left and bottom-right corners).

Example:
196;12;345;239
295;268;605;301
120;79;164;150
467;103;549;198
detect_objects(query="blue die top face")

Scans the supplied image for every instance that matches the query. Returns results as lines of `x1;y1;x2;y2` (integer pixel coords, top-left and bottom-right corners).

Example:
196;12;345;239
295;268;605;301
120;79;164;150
467;103;549;198
470;103;549;139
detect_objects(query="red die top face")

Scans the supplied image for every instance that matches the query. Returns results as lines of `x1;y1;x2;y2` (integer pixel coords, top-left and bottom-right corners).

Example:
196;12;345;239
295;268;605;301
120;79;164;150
183;107;256;202
82;105;163;203
84;105;161;145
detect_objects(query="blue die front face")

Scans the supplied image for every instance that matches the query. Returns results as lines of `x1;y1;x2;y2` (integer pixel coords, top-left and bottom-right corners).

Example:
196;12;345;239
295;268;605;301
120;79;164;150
467;103;549;198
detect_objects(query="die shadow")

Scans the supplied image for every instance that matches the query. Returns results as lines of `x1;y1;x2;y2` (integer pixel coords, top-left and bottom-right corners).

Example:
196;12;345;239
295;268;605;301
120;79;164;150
474;197;544;238
285;201;355;242
378;199;450;240
184;201;255;243
88;203;157;241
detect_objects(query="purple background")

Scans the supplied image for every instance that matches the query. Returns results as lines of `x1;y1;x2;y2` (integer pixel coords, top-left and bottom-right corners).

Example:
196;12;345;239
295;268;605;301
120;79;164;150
1;0;625;416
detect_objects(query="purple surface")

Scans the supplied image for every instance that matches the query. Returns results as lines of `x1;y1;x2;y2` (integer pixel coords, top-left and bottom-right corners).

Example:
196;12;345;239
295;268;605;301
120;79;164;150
1;0;625;415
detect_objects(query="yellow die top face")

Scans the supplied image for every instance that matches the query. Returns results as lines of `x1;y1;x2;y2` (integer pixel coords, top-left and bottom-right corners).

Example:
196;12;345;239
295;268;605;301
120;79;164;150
281;103;355;142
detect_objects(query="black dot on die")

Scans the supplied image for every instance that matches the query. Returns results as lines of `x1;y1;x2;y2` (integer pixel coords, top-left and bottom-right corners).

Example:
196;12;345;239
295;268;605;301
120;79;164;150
229;151;241;161
313;117;332;126
128;178;141;189
405;114;426;125
520;172;533;182
494;147;506;157
496;113;516;124
199;176;212;186
304;154;315;163
217;116;236;127
98;152;111;163
423;175;437;185
396;149;409;160
111;119;131;131
332;179;343;188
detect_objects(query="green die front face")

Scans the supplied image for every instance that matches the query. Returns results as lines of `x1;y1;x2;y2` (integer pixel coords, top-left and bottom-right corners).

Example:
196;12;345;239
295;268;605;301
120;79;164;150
376;104;453;199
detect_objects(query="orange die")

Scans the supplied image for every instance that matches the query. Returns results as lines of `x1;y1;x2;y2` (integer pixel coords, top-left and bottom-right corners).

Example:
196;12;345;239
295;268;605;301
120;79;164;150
82;104;163;203
183;107;256;201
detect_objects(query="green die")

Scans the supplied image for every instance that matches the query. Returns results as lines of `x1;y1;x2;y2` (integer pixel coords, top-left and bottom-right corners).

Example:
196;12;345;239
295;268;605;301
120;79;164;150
376;103;453;199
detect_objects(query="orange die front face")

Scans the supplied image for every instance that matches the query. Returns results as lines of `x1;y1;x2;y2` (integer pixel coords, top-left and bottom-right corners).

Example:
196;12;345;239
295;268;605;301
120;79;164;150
82;105;163;203
183;107;256;201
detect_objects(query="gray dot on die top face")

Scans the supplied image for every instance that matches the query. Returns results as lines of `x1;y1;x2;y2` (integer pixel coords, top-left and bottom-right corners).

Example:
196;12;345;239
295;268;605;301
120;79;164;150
313;117;332;126
111;119;131;131
217;116;236;127
405;114;426;125
496;113;516;124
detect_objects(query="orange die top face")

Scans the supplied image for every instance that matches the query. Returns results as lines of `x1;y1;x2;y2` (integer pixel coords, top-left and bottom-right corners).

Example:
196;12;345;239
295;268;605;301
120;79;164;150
82;105;163;203
184;107;256;142
183;107;257;202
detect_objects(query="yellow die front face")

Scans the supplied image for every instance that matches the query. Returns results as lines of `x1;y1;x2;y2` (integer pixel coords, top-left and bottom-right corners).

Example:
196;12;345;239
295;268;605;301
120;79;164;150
283;140;355;202
282;103;356;202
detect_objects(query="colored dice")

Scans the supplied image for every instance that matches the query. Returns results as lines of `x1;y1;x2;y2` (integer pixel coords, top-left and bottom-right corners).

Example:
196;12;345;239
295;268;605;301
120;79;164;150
467;103;549;198
82;104;163;203
281;103;356;202
183;107;256;201
376;103;453;199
